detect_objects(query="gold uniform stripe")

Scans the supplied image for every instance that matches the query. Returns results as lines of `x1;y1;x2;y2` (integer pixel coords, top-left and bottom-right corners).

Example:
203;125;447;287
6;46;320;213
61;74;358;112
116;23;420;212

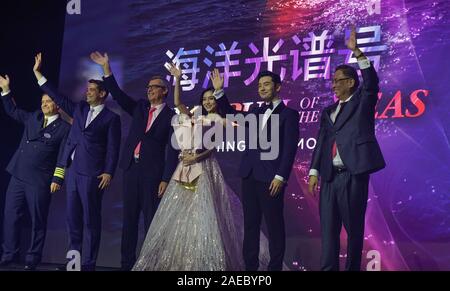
53;167;65;179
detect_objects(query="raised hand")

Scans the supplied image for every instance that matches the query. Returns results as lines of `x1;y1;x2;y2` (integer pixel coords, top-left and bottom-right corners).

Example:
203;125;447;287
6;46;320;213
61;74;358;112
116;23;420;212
90;51;112;75
0;75;10;92
33;52;42;72
167;62;190;114
346;26;358;52
167;62;182;79
32;53;45;81
90;51;109;67
211;68;224;91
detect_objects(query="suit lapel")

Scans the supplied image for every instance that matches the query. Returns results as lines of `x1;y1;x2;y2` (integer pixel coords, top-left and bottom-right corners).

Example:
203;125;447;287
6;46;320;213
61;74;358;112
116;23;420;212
39;118;62;139
272;101;285;115
84;106;108;131
334;93;360;130
26;112;45;141
45;117;62;132
263;101;285;131
146;105;167;135
80;105;90;130
29;113;62;141
326;102;338;127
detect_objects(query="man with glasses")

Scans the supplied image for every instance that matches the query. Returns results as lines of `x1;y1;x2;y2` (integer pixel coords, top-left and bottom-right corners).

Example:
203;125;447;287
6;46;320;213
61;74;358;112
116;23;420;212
90;52;178;271
308;28;386;271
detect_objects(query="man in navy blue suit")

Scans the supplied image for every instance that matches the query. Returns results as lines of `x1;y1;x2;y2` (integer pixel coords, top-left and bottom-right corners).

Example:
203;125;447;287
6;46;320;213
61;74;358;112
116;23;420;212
90;52;178;270
212;69;300;271
33;53;121;271
0;74;70;270
308;28;386;271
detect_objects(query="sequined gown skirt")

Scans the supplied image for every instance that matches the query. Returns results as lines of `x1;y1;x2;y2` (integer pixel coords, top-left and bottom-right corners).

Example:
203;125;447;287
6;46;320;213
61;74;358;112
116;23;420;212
132;155;245;271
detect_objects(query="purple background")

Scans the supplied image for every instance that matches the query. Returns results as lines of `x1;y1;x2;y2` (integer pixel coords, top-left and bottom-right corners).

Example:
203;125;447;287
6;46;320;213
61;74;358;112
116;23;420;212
49;0;449;270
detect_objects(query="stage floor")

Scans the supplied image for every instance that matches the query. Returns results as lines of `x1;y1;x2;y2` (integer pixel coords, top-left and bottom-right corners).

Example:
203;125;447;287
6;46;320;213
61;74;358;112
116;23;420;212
0;263;119;271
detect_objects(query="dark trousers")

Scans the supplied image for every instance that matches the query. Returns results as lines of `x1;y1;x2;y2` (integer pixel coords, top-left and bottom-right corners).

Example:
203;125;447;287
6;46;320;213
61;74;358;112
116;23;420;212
120;160;160;270
319;169;369;271
242;174;285;271
1;176;51;265
66;169;104;269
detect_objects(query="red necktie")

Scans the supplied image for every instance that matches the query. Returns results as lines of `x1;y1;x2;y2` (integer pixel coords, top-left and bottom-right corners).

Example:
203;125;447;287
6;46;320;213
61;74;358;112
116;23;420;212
134;107;157;158
332;142;337;159
331;102;347;159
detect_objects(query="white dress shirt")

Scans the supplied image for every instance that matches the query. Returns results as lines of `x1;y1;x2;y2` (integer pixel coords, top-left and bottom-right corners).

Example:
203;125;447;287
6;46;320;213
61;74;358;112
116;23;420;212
213;89;285;182
309;58;371;177
146;103;166;131
44;114;59;127
85;104;105;127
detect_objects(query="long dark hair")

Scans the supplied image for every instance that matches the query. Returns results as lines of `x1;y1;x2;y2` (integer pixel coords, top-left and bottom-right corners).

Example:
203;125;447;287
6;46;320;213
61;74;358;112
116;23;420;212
198;87;225;117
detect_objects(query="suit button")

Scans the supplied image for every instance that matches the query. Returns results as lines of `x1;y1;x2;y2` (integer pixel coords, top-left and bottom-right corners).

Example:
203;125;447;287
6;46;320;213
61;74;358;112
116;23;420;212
26;141;30;144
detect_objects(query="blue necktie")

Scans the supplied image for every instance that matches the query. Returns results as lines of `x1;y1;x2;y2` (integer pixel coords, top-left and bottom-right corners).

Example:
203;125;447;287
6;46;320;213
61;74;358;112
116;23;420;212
85;108;95;128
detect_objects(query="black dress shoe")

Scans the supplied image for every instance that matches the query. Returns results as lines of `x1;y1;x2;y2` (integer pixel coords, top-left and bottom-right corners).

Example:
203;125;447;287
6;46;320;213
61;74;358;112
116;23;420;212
24;264;37;271
55;264;67;271
120;266;133;271
81;265;95;271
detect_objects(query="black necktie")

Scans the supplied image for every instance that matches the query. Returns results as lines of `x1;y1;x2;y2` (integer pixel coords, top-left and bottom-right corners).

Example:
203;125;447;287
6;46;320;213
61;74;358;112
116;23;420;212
262;102;273;111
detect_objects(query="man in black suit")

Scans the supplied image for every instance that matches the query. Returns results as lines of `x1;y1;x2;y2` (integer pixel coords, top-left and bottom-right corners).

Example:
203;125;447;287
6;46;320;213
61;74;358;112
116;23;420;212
90;52;178;270
213;69;300;271
0;74;70;270
308;27;386;271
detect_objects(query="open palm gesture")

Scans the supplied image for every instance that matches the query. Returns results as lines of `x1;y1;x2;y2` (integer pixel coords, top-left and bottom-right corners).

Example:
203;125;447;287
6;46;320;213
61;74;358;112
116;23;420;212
33;52;42;72
346;27;358;51
167;62;182;79
90;51;109;66
211;68;223;91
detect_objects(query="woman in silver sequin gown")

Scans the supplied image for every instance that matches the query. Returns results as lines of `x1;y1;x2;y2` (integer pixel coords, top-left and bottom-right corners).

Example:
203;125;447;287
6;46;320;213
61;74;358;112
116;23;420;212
133;66;270;271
